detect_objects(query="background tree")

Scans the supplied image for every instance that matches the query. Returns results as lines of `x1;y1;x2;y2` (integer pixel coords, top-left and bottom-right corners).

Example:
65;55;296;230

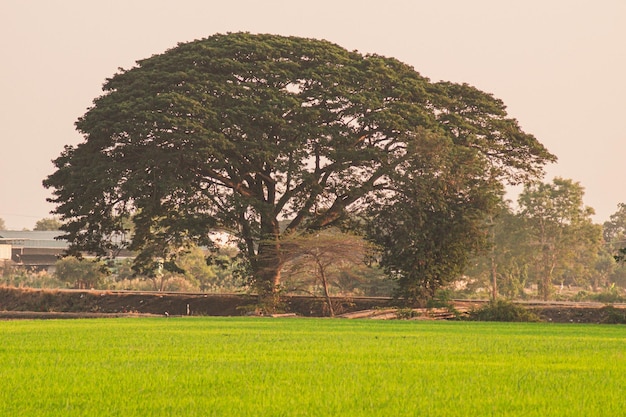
604;203;626;258
603;204;626;286
34;217;63;231
332;264;391;297
179;246;213;290
592;253;618;292
0;218;6;230
204;246;247;292
54;257;108;289
517;178;602;300
466;201;530;300
109;258;135;282
43;33;555;303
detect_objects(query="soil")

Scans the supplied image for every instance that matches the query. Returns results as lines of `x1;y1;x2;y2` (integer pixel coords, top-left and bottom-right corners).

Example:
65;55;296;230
0;287;394;319
0;286;624;323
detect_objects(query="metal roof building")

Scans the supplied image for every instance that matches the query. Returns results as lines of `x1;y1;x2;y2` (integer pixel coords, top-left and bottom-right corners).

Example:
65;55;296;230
0;231;68;271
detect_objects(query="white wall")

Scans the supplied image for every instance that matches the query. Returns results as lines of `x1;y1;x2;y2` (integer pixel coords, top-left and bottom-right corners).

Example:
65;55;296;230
0;244;11;260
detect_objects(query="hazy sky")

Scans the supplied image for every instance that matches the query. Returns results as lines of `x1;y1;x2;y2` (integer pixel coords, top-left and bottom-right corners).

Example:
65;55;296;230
1;0;625;230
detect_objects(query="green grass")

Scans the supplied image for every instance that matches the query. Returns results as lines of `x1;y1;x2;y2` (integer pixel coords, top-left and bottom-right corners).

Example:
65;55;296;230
0;318;624;416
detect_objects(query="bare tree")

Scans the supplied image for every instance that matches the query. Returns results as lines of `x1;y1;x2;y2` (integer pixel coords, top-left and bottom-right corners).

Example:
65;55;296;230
277;229;376;316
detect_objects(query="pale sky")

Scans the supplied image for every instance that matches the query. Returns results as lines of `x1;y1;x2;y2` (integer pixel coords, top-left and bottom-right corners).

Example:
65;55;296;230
1;0;625;230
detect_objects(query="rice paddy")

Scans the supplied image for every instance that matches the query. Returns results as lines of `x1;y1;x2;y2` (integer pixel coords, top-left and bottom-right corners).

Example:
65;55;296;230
0;318;624;416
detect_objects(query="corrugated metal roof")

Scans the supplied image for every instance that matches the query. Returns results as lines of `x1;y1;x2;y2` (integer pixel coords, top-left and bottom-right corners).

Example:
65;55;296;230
0;230;68;248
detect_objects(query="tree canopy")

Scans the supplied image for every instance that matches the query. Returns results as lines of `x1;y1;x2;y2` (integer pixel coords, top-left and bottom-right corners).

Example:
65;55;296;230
518;178;601;300
34;217;63;231
43;33;555;301
468;178;602;301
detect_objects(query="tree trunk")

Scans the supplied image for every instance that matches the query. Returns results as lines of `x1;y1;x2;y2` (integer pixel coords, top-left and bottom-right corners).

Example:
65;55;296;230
538;260;555;301
254;215;283;312
490;243;498;301
317;260;335;317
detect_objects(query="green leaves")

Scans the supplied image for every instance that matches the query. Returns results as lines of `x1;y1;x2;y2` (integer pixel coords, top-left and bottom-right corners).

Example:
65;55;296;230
517;178;602;300
365;131;499;302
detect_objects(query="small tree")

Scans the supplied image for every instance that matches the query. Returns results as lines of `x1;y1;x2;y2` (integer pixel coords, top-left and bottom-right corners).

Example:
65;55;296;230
0;218;6;230
278;229;376;316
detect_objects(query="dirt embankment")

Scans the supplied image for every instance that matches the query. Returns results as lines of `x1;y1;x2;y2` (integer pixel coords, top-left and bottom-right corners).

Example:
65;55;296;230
0;287;624;323
0;287;394;319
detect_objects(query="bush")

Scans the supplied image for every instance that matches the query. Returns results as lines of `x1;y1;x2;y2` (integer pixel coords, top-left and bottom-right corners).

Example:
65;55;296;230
592;286;626;304
601;306;626;324
0;269;67;289
572;290;590;301
467;300;540;322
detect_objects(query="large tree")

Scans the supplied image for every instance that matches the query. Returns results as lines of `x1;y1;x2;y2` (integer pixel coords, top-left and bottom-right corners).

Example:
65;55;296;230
43;33;555;300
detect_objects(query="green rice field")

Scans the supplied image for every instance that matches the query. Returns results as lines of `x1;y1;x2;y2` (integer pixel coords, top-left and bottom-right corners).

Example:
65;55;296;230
0;317;624;416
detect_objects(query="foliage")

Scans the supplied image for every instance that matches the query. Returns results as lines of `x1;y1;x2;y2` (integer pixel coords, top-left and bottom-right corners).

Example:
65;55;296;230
464;201;529;299
161;245;245;293
467;300;540;322
395;307;422;319
517;178;602;300
603;203;626;253
101;246;244;292
606;204;626;285
33;217;63;231
0;217;5;230
590;252;618;291
2;319;626;416
468;190;626;301
469;179;603;301
108;257;136;282
365;135;501;303
600;305;626;324
43;32;555;301
425;288;456;309
54;257;109;289
591;284;626;303
0;266;66;289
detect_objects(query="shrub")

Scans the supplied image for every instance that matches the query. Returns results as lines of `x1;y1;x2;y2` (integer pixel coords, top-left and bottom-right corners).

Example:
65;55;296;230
592;286;626;304
572;290;590;301
601;306;626;324
467;300;540;322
